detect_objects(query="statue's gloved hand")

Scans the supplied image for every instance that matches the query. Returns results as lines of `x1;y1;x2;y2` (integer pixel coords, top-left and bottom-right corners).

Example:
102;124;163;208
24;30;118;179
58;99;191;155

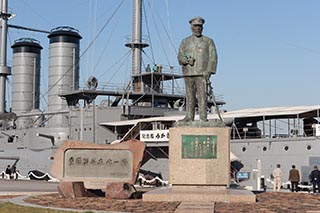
181;56;190;65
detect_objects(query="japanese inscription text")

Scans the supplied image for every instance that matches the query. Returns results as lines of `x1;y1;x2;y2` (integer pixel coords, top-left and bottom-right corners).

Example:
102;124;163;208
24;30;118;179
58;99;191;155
64;149;133;179
181;135;217;159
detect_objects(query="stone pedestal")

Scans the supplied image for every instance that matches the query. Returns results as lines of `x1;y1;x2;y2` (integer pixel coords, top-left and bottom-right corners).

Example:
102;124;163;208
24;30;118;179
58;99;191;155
143;127;256;203
169;127;230;186
143;186;256;203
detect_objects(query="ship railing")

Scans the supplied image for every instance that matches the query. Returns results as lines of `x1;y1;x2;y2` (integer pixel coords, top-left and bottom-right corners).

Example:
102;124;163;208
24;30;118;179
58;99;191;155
231;134;319;142
230;122;320;140
95;82;223;102
230;129;317;140
79;81;186;96
78;65;226;103
141;64;183;75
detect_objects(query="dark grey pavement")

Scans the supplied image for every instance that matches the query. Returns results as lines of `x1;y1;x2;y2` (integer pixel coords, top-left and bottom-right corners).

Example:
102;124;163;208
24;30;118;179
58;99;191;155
0;179;58;195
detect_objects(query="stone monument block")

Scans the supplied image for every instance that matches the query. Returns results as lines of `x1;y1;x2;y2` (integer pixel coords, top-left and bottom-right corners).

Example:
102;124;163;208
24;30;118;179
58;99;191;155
51;139;145;189
57;181;87;198
105;182;136;199
169;127;230;186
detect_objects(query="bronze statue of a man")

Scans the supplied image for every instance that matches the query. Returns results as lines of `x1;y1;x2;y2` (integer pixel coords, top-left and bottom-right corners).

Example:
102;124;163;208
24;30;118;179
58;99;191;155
178;16;218;122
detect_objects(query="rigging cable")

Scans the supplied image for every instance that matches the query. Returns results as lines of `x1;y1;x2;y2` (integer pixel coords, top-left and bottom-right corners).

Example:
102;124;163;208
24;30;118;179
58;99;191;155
97;49;132;83
150;2;178;56
43;0;124;107
87;0;98;78
142;1;155;64
146;1;179;63
85;0;94;79
91;17;120;76
108;50;132;83
165;0;175;64
79;0;125;64
32;0;125;124
145;1;170;66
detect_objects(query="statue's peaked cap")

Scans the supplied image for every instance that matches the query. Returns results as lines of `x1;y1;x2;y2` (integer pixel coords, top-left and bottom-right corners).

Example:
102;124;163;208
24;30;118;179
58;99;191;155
189;16;205;25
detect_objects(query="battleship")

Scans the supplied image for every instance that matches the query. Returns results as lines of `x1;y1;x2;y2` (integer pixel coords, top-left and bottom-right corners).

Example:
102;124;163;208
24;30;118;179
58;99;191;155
0;0;226;178
1;0;319;191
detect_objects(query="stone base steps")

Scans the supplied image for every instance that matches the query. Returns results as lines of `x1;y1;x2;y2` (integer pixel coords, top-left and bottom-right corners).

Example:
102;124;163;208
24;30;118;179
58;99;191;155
174;202;215;213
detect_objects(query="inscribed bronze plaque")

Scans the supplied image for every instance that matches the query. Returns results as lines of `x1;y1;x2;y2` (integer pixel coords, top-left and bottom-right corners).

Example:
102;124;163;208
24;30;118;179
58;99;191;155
181;135;217;159
64;149;133;179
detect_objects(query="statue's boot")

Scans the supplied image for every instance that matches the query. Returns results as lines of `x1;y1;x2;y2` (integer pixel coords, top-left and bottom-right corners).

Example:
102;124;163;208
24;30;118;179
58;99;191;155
200;119;209;122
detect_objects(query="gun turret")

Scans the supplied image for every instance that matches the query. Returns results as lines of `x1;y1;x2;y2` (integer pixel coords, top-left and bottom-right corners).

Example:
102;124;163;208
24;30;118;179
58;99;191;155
1;132;15;143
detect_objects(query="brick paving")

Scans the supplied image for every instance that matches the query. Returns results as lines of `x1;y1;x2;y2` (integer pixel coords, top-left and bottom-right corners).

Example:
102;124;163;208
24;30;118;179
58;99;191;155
24;193;179;213
215;192;320;213
18;191;320;213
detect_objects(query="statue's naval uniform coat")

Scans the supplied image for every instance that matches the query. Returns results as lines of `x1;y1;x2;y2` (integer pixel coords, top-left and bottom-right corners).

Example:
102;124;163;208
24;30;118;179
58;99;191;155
178;35;217;121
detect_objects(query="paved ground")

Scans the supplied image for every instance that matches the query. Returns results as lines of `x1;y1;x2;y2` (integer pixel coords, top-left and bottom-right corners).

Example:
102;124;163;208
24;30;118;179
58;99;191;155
21;191;320;213
1;180;320;213
215;191;320;213
0;179;58;195
24;193;179;213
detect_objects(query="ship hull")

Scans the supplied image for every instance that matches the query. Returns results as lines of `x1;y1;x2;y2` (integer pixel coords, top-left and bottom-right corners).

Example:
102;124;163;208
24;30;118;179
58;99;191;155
231;137;320;189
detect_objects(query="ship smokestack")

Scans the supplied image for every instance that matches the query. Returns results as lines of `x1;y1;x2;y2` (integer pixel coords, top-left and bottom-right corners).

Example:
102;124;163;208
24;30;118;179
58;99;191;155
47;26;82;127
11;38;42;129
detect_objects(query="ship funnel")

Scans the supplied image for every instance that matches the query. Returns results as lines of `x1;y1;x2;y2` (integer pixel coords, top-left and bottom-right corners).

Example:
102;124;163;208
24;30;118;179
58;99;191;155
47;26;82;127
11;38;42;129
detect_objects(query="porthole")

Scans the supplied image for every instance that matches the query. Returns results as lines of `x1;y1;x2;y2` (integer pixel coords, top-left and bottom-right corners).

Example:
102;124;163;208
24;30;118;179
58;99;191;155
262;146;267;151
307;145;312;150
284;146;289;151
242;147;246;152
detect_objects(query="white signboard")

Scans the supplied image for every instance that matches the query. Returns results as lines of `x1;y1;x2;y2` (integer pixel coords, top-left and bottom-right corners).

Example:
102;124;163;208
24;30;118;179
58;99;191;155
315;124;320;137
140;130;169;142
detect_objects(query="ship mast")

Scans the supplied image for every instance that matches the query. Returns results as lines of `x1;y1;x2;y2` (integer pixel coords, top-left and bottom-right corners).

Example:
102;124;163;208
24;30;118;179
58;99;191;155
125;0;149;92
0;0;11;113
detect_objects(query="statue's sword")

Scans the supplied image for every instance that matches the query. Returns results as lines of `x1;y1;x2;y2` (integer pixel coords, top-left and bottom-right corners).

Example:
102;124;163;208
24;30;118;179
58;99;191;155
206;79;224;122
